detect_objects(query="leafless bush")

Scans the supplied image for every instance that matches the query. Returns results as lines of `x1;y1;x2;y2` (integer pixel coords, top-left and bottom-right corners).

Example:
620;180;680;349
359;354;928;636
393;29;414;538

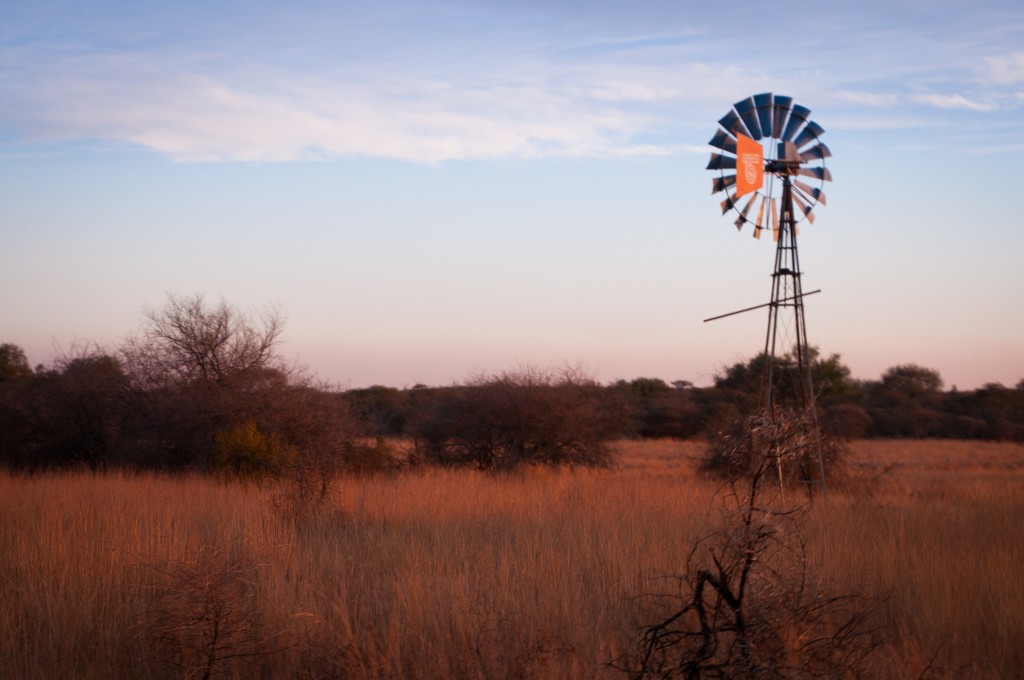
123;293;285;390
409;365;617;470
142;546;290;680
700;407;843;488
621;415;877;679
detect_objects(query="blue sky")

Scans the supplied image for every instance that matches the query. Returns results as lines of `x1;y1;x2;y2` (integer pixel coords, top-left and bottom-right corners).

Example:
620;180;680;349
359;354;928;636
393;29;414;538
2;0;1023;389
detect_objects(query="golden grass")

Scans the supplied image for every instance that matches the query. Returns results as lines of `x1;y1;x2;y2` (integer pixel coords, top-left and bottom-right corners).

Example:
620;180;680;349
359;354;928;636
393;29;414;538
1;439;1023;678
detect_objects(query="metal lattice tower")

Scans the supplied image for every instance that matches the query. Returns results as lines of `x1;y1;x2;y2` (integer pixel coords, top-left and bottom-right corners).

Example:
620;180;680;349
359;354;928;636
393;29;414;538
762;175;827;494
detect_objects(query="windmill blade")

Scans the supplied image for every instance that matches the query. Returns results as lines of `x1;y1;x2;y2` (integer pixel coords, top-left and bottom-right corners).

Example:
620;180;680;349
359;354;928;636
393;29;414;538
792;120;825;150
799;142;831;161
798;165;833;182
754;195;766;230
781;104;811;142
718;109;751;139
740;194;757;218
794;179;827;206
708;129;737;154
792;183;823;208
772;95;794;138
779;140;800;162
712;174;737;194
734;96;763;140
706;153;736;171
753;197;764;239
733;194;757;229
754;93;773;140
720;192;737;215
770;197;779;241
793;194;816;224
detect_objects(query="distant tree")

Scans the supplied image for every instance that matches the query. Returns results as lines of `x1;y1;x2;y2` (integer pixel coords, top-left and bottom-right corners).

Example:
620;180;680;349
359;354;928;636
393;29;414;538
820;403;872;440
344;385;411;437
715;354;769;394
115;294;286;466
713;354;771;412
811;352;854;401
613;377;702;439
625;377;671;399
0;343;33;383
713;349;853;410
122;293;284;390
0;345;130;469
410;366;616;470
942;382;1024;441
114;294;360;476
880;364;943;400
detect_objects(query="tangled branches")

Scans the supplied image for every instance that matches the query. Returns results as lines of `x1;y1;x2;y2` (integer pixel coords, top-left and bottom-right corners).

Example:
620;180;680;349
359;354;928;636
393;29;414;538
700;407;843;493
622;413;876;679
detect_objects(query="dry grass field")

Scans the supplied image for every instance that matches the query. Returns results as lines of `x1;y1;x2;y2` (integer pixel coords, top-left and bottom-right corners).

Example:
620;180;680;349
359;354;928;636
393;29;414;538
2;439;1023;679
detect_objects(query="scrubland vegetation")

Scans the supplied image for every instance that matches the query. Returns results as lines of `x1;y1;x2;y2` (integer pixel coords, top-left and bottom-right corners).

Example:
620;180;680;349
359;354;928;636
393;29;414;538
3;439;1023;679
2;295;1024;479
4;295;1024;677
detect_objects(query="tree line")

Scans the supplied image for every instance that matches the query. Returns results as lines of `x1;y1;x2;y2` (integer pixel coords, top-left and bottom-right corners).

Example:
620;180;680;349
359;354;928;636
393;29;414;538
2;294;1023;474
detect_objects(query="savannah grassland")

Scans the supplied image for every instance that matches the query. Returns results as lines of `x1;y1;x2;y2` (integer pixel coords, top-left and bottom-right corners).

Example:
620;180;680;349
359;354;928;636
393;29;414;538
2;439;1023;679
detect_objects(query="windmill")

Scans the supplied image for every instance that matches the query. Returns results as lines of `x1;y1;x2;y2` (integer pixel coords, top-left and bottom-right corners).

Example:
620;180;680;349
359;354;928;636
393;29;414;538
704;93;832;493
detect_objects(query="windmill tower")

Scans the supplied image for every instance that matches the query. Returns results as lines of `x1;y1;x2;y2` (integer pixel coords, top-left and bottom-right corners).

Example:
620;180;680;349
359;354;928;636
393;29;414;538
705;93;832;493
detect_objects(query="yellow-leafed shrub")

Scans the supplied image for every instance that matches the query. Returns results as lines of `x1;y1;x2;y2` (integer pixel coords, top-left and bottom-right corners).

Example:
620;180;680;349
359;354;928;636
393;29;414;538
212;420;294;479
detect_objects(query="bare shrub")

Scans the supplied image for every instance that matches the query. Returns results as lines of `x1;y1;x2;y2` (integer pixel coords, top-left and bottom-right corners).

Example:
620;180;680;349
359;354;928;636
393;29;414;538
117;294;290;468
127;293;284;390
265;390;388;523
142;546;290;680
700;407;843;488
622;436;877;679
410;365;617;470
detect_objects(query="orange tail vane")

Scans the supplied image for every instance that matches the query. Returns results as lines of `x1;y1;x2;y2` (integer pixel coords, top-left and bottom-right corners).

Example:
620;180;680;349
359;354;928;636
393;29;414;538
735;133;764;198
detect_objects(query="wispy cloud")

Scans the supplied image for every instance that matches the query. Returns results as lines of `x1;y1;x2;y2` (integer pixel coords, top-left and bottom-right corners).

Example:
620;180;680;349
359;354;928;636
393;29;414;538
969;142;1024;155
911;93;995;112
984;52;1024;85
833;91;900;108
1;1;1021;163
1;52;664;163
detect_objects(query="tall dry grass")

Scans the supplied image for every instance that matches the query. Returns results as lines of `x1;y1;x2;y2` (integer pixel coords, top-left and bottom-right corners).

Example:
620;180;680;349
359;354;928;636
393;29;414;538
1;439;1022;678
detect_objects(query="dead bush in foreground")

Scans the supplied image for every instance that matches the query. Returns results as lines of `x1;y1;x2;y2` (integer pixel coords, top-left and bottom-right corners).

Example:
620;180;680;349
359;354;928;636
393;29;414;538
141;546;290;679
621;419;877;679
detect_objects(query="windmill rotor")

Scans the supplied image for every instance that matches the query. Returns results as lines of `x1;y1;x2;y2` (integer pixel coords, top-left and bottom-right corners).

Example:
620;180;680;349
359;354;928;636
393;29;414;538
707;93;831;239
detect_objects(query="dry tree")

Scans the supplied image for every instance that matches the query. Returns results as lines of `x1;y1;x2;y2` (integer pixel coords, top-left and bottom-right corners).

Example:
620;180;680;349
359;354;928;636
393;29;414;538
619;411;877;679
